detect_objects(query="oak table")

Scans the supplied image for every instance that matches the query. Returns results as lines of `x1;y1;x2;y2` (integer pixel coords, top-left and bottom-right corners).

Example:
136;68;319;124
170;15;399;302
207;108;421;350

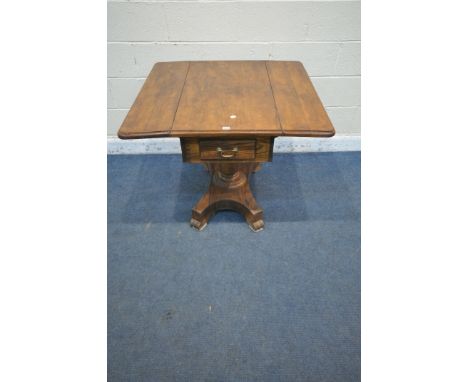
118;61;335;232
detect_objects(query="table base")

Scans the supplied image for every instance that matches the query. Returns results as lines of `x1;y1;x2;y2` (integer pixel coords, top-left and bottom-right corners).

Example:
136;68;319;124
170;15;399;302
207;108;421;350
190;162;264;232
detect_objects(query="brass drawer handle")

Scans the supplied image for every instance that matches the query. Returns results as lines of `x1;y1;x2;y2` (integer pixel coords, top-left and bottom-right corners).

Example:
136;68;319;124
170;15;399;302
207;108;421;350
217;146;238;158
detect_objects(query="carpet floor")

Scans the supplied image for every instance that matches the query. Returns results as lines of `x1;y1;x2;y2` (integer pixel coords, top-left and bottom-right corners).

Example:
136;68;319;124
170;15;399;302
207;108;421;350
108;152;360;381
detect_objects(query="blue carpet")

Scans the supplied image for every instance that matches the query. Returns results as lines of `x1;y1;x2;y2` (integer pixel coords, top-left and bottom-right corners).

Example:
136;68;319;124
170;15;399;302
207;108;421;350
108;152;360;382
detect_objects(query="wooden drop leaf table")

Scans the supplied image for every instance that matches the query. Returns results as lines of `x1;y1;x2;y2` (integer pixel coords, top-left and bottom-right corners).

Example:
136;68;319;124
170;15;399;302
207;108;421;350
118;61;335;232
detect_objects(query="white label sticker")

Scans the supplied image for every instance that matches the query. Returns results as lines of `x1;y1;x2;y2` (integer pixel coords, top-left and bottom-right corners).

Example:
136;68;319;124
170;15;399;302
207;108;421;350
222;126;231;130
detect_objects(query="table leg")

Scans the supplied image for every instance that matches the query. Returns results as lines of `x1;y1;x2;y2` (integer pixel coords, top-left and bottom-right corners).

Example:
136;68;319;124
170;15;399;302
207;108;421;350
190;162;264;232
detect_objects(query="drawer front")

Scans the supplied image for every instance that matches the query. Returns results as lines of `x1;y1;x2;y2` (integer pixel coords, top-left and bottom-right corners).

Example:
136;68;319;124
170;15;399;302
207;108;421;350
181;137;274;163
199;140;255;161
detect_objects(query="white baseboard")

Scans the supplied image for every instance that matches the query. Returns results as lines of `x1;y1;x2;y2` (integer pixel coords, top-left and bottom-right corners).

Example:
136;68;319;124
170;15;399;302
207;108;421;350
273;135;360;153
107;135;360;155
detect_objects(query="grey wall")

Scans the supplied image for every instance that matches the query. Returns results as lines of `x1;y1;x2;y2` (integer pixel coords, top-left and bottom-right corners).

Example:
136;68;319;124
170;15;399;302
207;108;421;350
107;0;360;137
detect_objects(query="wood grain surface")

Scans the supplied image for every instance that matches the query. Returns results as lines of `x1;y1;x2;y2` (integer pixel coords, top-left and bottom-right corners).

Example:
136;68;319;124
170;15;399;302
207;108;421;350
266;61;334;137
199;139;256;160
180;137;273;163
172;61;282;136
118;61;189;139
118;60;335;139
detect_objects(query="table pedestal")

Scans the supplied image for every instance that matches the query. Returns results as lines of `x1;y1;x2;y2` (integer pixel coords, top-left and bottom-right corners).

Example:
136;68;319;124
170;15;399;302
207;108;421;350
190;162;264;232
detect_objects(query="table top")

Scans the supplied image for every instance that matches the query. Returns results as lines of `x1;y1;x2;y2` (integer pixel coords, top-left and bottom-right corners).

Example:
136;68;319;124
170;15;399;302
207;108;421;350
118;61;335;139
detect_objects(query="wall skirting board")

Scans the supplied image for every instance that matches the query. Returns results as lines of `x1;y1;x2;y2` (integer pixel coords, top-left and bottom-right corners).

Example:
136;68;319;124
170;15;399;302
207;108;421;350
107;135;360;155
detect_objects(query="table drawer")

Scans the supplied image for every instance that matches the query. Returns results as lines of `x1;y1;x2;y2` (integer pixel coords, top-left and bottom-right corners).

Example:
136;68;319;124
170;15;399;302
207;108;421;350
199;140;255;161
181;137;274;163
